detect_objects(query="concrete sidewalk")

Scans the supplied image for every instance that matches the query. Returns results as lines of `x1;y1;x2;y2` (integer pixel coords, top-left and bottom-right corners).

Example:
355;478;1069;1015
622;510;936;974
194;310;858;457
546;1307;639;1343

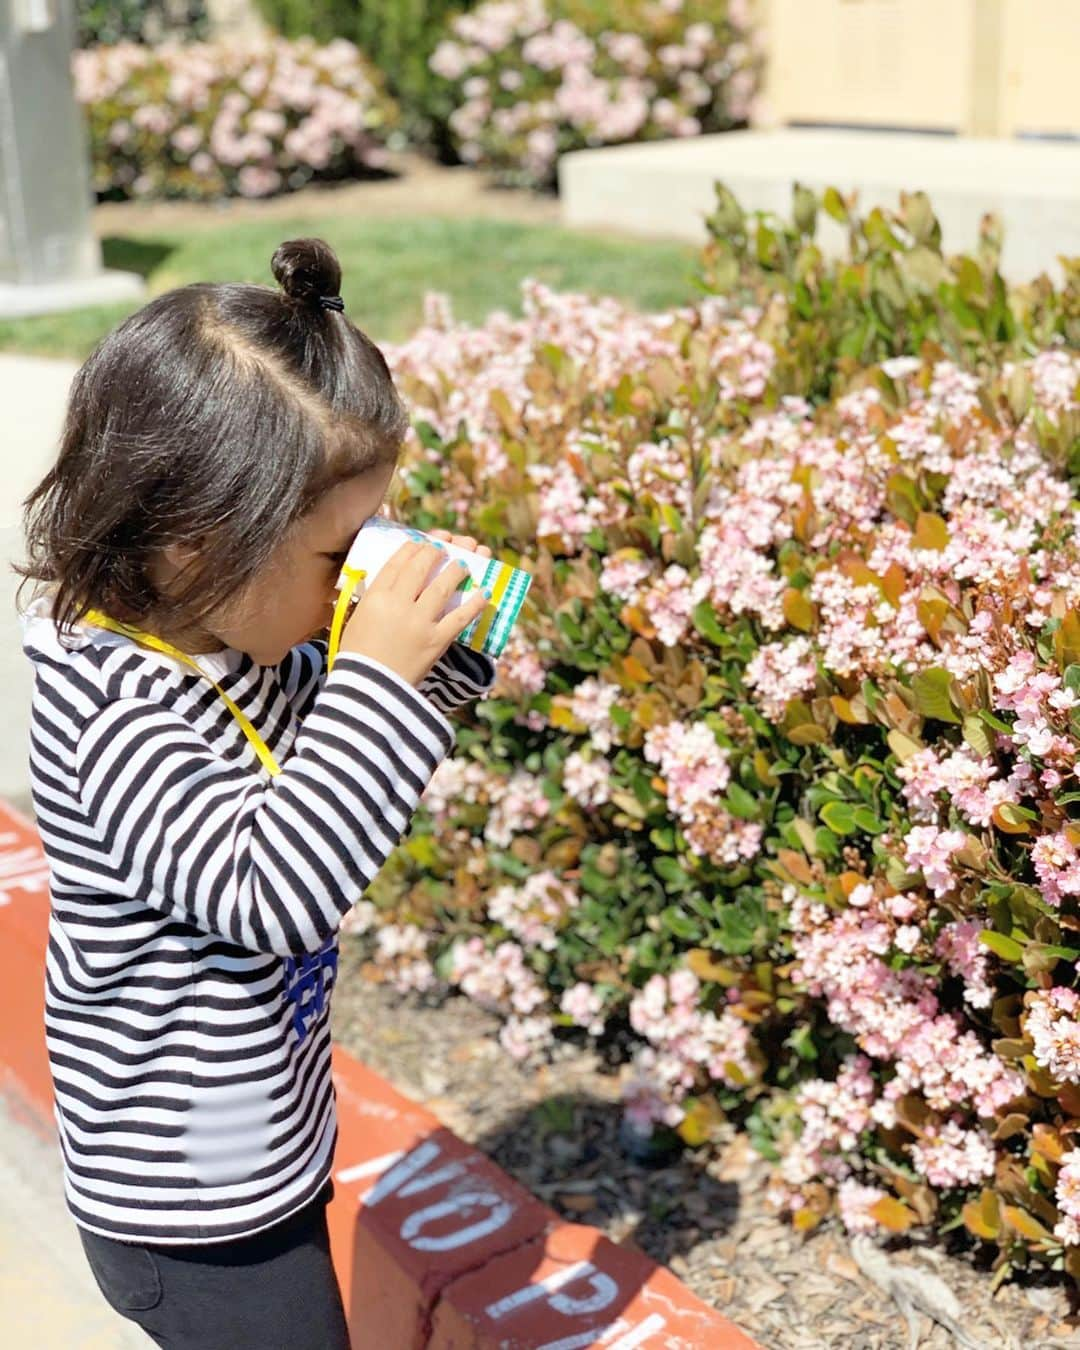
0;1091;149;1347
0;354;147;1342
2;354;79;806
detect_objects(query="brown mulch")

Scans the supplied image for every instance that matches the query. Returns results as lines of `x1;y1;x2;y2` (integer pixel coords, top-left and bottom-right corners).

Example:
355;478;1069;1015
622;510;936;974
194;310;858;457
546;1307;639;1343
331;940;1080;1350
91;151;562;237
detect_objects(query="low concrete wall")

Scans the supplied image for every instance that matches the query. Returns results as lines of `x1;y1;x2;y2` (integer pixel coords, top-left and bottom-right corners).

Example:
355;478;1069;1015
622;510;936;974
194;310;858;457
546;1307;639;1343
0;800;756;1350
560;128;1080;283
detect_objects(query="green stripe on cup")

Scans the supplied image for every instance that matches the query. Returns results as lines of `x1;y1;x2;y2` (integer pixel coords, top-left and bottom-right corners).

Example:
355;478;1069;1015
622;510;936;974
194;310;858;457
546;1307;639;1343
457;559;530;657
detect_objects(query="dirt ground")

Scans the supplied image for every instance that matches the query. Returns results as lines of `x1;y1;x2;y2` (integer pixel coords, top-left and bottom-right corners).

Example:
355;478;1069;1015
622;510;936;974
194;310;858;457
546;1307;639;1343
91;151;563;237
331;942;1080;1350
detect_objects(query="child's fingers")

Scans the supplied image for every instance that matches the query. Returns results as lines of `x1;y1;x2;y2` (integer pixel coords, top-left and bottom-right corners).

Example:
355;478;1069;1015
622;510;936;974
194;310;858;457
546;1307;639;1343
377;540;444;595
419;557;482;614
428;528;490;557
436;587;489;643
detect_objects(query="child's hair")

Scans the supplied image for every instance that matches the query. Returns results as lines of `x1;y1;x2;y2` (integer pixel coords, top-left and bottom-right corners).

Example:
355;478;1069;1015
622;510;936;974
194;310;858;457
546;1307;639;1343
17;237;409;637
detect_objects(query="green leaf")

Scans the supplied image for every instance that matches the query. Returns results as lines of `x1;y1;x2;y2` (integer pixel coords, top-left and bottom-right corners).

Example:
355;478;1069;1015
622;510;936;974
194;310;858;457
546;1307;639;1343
852;806;886;835
911;668;960;723
654;856;689;889
725;782;760;820
979;708;1013;734
692;600;727;646
962;715;994;757
822;186;849;223
661;905;700;940
887;729;924;763
837;319;871;361
820;800;857;835
886;473;922;526
792;182;818;236
979;930;1025;963
1031;944;1080;962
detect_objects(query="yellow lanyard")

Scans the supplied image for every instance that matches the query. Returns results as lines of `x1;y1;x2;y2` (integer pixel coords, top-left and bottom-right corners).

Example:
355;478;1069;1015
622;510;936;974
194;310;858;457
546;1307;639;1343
326;565;367;674
84;609;284;778
83;566;366;781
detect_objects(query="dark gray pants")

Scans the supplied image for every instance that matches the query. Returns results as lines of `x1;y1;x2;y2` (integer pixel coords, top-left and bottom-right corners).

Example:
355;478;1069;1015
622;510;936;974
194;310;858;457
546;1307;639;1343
77;1185;351;1349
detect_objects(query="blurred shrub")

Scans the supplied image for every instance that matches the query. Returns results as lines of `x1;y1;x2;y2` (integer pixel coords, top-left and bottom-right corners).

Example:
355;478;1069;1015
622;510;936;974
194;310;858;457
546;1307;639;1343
74;36;397;200
354;187;1080;1287
78;0;209;47
252;0;479;144
427;0;761;188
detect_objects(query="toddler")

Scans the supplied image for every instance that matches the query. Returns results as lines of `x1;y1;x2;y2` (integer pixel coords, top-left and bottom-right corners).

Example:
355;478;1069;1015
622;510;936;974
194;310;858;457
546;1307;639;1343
17;237;496;1348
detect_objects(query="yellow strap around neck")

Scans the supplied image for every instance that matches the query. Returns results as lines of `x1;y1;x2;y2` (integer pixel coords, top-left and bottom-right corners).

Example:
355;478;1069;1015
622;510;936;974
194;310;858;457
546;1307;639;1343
326;565;367;674
83;609;283;778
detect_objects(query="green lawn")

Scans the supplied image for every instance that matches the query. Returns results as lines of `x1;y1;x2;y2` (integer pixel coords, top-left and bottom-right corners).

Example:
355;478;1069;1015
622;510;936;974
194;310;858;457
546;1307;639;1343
0;217;699;360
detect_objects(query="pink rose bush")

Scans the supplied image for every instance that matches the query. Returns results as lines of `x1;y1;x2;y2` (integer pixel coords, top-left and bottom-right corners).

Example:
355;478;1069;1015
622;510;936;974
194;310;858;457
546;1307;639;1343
429;0;760;187
74;36;397;200
350;187;1080;1284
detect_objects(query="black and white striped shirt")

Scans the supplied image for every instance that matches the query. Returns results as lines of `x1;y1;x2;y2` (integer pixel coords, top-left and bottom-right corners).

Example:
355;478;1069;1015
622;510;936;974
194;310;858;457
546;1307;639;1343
21;598;495;1244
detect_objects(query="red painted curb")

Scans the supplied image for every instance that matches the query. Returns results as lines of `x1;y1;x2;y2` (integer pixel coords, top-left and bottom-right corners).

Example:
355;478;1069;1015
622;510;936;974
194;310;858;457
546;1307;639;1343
0;800;757;1349
428;1222;760;1349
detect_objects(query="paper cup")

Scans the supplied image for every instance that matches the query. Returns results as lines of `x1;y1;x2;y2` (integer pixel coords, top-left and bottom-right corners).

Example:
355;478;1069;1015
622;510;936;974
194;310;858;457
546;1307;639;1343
339;517;531;659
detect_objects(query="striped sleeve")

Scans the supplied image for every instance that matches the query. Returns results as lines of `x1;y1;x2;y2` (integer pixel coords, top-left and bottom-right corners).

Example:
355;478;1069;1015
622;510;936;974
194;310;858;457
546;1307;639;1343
416;643;497;715
74;654;455;958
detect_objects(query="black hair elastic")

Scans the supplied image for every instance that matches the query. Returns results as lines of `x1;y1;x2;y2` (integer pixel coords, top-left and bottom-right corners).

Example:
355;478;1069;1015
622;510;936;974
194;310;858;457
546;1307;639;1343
318;295;345;312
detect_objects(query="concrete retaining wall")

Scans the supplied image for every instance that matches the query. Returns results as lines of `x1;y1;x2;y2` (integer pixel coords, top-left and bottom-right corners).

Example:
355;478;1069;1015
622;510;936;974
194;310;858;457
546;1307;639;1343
560;128;1080;283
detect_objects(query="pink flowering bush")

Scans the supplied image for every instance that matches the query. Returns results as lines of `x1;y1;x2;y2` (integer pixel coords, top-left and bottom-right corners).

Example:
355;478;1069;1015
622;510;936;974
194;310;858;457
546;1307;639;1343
350;186;1080;1286
428;0;760;188
74;36;397;201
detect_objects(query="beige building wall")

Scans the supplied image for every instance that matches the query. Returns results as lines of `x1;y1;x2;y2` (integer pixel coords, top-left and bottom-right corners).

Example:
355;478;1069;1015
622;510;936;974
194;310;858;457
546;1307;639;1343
762;0;1079;138
1001;0;1080;136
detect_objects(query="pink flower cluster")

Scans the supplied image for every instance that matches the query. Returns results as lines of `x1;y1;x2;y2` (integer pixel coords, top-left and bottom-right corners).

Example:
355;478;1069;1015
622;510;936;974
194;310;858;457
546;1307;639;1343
745;636;817;719
1025;987;1080;1084
769;1058;899;1233
902;826;968;898
449;937;553;1060
622;1048;690;1132
935;920;995;1010
642;718;731;813
628;969;757;1096
561;751;613;810
897;746;1003;829
836;1179;889;1234
909;1119;997;1188
484;768;552;848
1031;831;1080;909
790;886;1024;1129
372;924;436;994
430;0;759;185
642;717;762;865
993;650;1078;763
75;37;394;201
487;869;579;950
387;283;693;495
1055;1148;1080;1247
421;755;494;819
560;981;607;1036
569;677;622;751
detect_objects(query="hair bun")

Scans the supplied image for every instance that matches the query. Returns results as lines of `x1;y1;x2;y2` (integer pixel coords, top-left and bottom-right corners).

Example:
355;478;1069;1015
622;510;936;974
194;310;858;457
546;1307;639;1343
271;238;342;307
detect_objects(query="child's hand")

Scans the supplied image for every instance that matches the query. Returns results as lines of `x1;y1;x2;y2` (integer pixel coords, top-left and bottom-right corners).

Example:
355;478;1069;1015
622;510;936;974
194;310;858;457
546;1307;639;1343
427;529;493;559
339;541;488;687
